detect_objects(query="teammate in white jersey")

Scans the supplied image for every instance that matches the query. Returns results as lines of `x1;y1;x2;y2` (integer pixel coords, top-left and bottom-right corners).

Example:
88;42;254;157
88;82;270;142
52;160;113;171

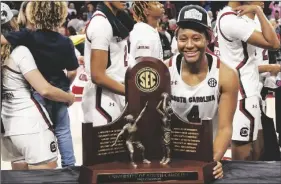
168;5;239;179
1;3;75;170
216;1;280;161
82;2;130;126
130;1;164;62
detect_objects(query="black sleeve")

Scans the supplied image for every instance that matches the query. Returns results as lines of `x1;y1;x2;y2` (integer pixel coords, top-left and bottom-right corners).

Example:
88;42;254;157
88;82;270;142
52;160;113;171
64;37;79;71
4;28;30;47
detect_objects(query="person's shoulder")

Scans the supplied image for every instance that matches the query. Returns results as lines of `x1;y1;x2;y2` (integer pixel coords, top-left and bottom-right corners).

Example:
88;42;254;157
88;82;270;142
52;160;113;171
11;46;34;64
219;61;238;81
87;11;112;33
218;7;238;20
12;45;31;56
90;11;109;24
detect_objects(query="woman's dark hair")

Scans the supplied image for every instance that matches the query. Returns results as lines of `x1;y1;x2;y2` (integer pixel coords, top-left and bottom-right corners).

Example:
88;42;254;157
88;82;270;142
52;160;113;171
67;26;77;36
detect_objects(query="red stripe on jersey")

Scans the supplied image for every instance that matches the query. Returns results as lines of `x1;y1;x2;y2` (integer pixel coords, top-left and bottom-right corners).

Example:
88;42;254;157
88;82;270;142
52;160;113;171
95;87;112;123
206;48;216;56
31;96;54;132
85;13;107;43
168;57;173;67
218;12;237;42
217;59;221;68
239;99;255;142
236;41;249;99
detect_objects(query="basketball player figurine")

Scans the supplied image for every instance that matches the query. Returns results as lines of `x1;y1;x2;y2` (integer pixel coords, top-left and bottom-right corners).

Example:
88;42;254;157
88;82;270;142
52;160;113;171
156;93;173;165
112;102;151;167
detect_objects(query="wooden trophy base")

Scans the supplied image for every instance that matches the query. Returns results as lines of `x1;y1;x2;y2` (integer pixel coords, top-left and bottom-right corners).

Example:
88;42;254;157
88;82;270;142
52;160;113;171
79;160;216;184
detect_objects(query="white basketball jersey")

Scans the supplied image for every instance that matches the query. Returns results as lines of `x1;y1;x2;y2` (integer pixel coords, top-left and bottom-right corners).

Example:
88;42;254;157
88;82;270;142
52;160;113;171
2;46;50;136
217;6;260;100
84;11;129;84
168;53;220;122
213;26;220;58
254;16;271;92
130;22;163;62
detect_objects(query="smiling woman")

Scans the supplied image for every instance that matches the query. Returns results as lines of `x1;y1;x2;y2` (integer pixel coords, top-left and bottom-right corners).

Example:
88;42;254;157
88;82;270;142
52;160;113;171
165;5;239;180
177;26;209;64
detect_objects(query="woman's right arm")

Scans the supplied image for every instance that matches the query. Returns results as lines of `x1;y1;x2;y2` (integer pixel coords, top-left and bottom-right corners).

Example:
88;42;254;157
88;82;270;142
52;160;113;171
15;46;75;106
24;70;75;105
24;69;75;106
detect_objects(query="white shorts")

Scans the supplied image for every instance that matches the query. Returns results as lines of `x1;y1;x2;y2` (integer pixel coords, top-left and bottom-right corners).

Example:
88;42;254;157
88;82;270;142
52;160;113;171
232;96;261;142
1;128;57;165
82;82;125;126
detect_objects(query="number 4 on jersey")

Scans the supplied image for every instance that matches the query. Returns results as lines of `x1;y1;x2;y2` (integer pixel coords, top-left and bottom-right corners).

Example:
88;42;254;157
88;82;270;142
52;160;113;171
187;105;201;122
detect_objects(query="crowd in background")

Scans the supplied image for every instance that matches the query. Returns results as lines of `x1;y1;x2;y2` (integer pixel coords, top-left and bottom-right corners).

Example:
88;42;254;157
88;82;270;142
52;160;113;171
1;1;281;170
6;1;281;64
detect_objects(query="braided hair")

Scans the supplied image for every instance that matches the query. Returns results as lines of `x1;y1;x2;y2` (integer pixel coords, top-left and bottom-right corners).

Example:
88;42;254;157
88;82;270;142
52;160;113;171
132;1;161;22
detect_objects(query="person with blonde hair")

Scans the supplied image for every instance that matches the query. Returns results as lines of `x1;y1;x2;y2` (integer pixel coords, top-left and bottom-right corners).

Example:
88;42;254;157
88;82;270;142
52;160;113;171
1;1;79;167
1;2;75;170
17;1;33;29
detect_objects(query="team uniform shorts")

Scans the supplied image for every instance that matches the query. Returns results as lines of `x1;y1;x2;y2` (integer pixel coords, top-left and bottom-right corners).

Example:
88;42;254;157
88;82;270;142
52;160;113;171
1;128;57;165
82;82;125;126
232;95;261;142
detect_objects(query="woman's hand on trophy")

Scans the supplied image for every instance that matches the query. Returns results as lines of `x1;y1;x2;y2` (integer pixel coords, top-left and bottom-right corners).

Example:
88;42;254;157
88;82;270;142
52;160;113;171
213;161;223;179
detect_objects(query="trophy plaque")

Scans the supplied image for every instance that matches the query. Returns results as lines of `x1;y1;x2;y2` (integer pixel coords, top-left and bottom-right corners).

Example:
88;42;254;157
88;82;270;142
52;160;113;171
79;57;216;184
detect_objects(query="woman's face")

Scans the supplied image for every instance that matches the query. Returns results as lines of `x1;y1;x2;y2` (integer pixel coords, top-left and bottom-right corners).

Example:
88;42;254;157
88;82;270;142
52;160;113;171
177;28;207;64
69;3;75;9
110;1;127;11
146;2;165;19
87;4;94;12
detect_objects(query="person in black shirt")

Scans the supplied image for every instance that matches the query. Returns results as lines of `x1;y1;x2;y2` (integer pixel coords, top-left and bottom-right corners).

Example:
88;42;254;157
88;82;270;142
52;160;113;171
1;1;78;168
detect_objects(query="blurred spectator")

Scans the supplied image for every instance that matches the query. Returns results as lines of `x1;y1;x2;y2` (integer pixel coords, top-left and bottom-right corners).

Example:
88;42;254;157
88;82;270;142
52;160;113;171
67;26;77;36
200;1;211;11
158;23;172;60
66;26;85;56
164;1;177;19
86;3;94;20
159;23;171;43
171;35;178;55
268;16;281;64
81;12;88;24
271;10;281;33
269;1;281;19
68;2;77;16
161;14;169;24
167;18;177;37
67;13;85;34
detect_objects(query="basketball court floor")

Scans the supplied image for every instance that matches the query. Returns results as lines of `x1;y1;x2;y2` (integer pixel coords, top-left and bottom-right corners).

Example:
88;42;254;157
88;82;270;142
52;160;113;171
1;97;277;170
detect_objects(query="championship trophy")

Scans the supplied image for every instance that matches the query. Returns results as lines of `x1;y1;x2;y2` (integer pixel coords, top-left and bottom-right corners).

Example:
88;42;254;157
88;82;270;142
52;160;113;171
79;57;216;184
